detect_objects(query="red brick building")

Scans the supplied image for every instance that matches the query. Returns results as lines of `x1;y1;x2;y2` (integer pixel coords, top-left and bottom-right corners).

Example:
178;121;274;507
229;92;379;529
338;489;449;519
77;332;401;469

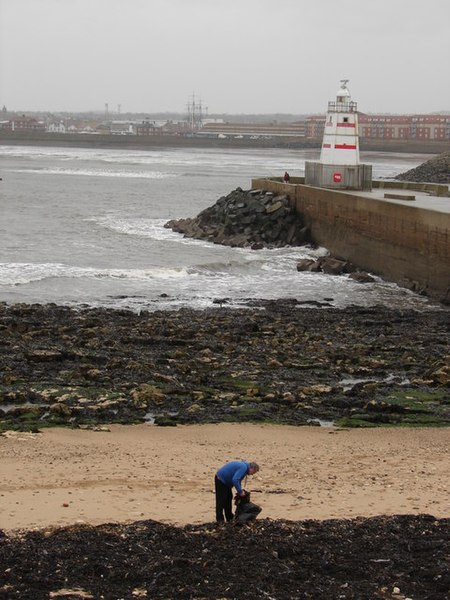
5;116;46;131
306;113;450;140
135;121;160;136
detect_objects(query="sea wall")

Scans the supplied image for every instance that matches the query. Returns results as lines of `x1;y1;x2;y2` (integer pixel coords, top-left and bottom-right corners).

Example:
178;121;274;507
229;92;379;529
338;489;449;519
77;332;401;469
1;130;449;153
251;178;450;300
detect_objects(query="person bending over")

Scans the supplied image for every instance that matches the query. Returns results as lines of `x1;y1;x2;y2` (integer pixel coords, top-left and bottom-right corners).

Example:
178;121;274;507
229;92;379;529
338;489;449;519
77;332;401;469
214;460;259;522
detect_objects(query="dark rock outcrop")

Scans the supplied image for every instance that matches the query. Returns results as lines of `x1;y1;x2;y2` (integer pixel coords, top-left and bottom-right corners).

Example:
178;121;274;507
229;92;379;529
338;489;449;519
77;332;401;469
297;256;375;282
165;187;312;249
395;151;450;183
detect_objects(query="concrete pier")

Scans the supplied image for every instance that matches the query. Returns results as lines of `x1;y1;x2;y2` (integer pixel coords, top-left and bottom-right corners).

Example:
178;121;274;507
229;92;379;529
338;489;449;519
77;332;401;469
251;178;450;301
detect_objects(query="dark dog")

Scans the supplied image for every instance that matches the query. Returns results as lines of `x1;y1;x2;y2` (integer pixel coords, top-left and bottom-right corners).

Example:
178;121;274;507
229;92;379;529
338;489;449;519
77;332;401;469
234;491;262;524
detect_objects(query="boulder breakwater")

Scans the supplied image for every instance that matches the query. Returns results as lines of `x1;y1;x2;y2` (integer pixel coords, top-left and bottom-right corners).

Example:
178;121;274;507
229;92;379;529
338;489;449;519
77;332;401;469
395;151;450;183
165;187;311;249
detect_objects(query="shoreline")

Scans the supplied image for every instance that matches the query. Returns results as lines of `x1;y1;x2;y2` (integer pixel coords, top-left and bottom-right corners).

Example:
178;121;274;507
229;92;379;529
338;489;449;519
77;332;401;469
1;131;449;154
1;423;449;532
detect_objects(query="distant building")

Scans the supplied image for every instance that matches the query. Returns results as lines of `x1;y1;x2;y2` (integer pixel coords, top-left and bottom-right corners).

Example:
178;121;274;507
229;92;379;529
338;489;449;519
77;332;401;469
6;115;46;131
307;112;450;140
47;121;66;133
306;115;326;138
199;121;306;139
359;114;450;140
135;120;188;136
110;121;134;135
96;122;111;134
136;121;160;136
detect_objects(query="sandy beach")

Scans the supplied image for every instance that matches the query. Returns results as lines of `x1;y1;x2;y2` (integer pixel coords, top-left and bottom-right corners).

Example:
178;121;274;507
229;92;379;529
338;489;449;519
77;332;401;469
1;423;448;531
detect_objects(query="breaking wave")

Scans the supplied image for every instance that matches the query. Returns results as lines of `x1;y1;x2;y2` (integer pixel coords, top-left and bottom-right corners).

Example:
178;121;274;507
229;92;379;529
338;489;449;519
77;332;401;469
9;167;176;179
0;263;190;286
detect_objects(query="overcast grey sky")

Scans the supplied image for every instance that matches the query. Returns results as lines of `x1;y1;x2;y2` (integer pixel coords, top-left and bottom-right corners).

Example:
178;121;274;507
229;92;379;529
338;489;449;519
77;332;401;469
1;0;449;115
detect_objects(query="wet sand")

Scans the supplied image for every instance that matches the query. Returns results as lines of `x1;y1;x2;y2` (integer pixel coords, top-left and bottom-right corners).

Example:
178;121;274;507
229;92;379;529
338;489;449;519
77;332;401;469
1;423;448;531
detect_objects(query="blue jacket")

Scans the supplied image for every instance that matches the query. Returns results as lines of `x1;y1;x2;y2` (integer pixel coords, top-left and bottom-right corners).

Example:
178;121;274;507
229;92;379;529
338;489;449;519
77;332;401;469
216;460;249;494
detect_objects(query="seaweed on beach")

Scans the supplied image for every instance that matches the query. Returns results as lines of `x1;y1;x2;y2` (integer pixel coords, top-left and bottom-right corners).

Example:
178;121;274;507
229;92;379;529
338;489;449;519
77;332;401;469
0;515;448;599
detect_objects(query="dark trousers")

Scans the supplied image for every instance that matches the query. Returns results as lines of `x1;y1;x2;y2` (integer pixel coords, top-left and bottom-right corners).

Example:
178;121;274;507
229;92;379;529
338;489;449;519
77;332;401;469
215;475;233;522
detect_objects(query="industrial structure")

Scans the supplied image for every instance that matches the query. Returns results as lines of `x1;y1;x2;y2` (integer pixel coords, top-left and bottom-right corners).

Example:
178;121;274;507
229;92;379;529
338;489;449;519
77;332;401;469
186;93;206;132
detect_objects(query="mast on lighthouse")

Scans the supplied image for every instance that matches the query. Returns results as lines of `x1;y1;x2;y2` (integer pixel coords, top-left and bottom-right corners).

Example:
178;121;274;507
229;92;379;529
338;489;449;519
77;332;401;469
305;80;372;191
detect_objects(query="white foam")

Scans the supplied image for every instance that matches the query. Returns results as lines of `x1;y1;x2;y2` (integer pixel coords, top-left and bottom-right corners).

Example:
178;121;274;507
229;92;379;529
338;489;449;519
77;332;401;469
90;217;170;238
9;167;176;179
0;262;190;286
90;216;224;249
0;263;70;285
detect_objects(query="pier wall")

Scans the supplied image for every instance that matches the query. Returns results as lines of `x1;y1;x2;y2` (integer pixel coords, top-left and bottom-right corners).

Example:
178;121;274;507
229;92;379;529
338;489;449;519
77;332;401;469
251;178;450;300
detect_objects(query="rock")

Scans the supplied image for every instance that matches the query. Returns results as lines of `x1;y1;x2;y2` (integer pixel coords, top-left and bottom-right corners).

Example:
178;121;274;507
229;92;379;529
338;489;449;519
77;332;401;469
154;414;178;427
25;349;65;362
265;200;283;214
320;257;349;275
4;405;43;418
441;286;450;306
82;368;103;380
431;365;450;385
2;372;17;385
395;151;450;183
298;384;333;396
164;187;310;250
296;258;321;272
296;255;365;280
349;271;376;283
49;402;72;417
131;384;166;407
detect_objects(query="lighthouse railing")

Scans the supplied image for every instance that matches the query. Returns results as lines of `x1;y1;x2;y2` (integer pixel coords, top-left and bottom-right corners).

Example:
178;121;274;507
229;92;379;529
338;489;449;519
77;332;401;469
327;100;358;113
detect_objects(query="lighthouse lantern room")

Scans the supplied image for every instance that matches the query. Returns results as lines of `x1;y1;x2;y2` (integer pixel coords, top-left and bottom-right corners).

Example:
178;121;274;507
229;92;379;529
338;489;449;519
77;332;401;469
305;80;372;191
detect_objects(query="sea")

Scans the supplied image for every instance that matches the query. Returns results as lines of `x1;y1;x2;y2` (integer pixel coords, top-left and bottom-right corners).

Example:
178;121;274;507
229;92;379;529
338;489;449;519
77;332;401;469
0;144;440;312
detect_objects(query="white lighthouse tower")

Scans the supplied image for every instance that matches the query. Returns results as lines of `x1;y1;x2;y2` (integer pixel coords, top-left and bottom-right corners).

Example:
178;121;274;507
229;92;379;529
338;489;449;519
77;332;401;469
320;80;359;165
305;80;372;190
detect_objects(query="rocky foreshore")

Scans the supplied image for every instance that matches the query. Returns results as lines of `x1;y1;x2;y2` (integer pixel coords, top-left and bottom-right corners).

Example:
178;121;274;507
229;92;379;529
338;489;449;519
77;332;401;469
1;302;449;431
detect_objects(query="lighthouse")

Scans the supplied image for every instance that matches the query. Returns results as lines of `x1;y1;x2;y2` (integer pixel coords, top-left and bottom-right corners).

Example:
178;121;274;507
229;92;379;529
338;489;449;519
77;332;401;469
305;80;372;190
320;80;359;166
